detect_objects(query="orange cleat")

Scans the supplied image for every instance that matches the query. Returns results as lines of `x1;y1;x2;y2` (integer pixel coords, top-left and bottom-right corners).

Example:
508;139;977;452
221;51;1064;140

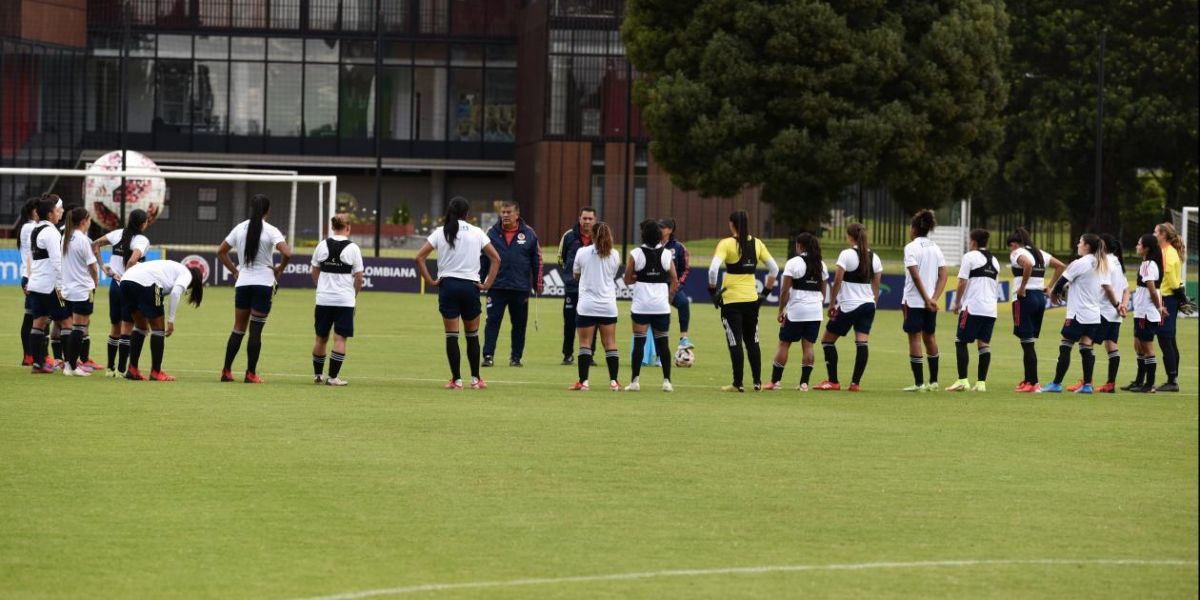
243;372;264;384
568;381;589;391
470;378;488;390
1095;382;1116;393
149;370;176;382
1066;380;1085;393
848;383;862;392
220;369;235;382
21;354;33;366
444;378;464;390
813;380;841;391
125;367;145;381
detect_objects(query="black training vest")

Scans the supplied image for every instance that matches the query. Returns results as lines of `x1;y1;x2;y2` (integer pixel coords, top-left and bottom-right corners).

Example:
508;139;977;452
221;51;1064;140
635;246;669;284
1136;260;1162;288
969;250;999;280
842;250;876;284
30;225;51;260
112;232;134;260
1010;245;1046;277
725;237;758;274
792;255;822;292
318;238;354;274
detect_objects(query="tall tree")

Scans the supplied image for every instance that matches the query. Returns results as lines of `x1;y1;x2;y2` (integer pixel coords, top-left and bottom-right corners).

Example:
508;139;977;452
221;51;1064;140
623;0;1010;231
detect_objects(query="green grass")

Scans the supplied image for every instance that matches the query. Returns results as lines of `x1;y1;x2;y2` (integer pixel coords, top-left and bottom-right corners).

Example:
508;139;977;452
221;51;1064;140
0;286;1196;599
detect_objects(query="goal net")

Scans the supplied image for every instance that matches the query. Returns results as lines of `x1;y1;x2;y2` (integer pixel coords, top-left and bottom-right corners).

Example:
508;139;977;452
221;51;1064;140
1173;206;1198;317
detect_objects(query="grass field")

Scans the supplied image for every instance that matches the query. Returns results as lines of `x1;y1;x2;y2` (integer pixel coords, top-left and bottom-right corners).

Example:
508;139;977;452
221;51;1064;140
1;286;1196;599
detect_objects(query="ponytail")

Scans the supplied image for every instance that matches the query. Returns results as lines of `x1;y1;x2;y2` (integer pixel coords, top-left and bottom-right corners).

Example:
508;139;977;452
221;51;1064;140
62;207;89;255
1140;234;1164;282
797;232;821;280
1157;222;1185;256
19;197;37;224
442;197;470;249
1100;233;1123;273
730;210;750;247
593;222;614;258
847;223;870;278
1007;227;1043;268
1081;233;1108;274
244;194;270;266
112;209;148;258
187;267;205;307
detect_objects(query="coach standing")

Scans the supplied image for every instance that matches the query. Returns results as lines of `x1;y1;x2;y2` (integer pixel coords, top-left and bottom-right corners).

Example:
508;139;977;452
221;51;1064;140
558;207;597;365
481;201;543;367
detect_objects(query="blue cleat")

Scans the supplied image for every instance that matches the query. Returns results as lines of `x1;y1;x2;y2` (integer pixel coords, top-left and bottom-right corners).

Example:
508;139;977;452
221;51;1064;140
1074;383;1094;394
1039;382;1063;393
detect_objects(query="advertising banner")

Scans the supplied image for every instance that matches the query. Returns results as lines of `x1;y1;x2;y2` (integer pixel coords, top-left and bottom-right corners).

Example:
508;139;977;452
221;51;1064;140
1;248;164;287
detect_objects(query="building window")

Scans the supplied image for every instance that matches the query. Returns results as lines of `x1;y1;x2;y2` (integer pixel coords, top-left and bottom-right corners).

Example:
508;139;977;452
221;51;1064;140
270;0;300;29
484;68;515;142
230;62;264;135
194;61;228;134
379;67;414;140
413;67;446;141
448;68;482;142
199;0;231;27
341;0;375;31
304;64;338;137
309;0;338;29
266;63;302;136
155;60;191;129
338;64;374;138
232;0;267;28
590;142;605;215
419;0;448;33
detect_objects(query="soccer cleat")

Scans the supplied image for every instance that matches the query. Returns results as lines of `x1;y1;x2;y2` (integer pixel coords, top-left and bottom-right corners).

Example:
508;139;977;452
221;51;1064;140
77;363;94;374
1039;382;1064;393
149;370;175;382
926;382;940;392
848;383;862;392
314;375;325;384
624;378;641;392
482;355;494;367
244;372;265;384
325;377;349;386
31;364;54;374
796;383;810;392
1074;383;1094;394
72;366;92;377
44;356;54;369
762;382;783;390
1014;381;1030;392
1095;383;1115;393
1015;382;1036;393
21;354;33;366
125;367;145;381
1026;383;1043;393
1066;380;1085;393
105;369;120;378
567;381;589;391
1154;382;1180;392
972;381;988;392
81;359;101;370
445;378;464;390
1119;381;1141;391
661;380;674;392
52;360;64;373
62;366;75;377
945;379;971;392
609;380;621;392
1136;385;1157;394
719;384;744;393
813;381;840;391
561;354;574;366
220;369;235;382
509;359;523;367
470;378;488;390
752;383;763;392
679;337;693;349
902;384;927;392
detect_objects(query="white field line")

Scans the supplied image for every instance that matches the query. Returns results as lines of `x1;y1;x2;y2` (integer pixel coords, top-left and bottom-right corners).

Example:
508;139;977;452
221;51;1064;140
286;558;1198;600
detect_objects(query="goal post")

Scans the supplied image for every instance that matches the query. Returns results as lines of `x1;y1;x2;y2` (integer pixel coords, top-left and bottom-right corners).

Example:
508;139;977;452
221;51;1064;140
1178;206;1198;317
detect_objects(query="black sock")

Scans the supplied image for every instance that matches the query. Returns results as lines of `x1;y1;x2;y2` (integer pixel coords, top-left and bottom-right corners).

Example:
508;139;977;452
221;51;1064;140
150;330;165;372
927;353;939;385
246;316;267;375
578;347;592;383
653;334;672;380
1107;350;1120;385
956;341;969;380
445;332;461;381
1134;355;1146;386
1054;342;1073;384
851;341;869;385
81;335;90;362
107;336;119;369
329;352;345;379
29;329;46;368
823;343;838;383
69;326;86;369
224;330;245;371
313;353;326;376
1144;355;1158;388
118;335;131;372
1080;344;1095;384
801;362;813;385
20;313;33;359
910;355;924;385
129;329;146;369
1021;340;1038;383
771;361;785;385
631;333;647;380
1163;337;1179;383
605;349;620;382
465;330;481;379
62;328;77;369
51;331;62;362
978;346;992;382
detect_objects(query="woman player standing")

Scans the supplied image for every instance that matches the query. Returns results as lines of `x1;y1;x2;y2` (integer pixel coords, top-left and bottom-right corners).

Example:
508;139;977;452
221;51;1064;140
765;233;827;391
310;214;364;386
568;222;623;391
707;210;778;392
622;220;678;392
59;207;99;376
1006;227;1066;392
815;223;883;391
93;208;151;377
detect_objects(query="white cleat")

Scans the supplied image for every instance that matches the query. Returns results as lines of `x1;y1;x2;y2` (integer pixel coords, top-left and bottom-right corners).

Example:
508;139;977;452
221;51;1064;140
662;380;674;392
610;380;622;392
62;366;74;377
796;382;810;391
314;375;325;384
325;377;348;386
624;378;641;392
72;367;91;377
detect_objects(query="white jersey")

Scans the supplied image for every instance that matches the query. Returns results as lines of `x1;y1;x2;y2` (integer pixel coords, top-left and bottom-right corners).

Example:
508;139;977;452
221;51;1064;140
783;255;828;322
61;231;98;301
224;219;286;287
427;221;490;282
1009;246;1054;291
18;221;35;279
902;236;945;307
105;229;151;278
835;248;883;312
956;250;1001;318
1133;260;1162;322
123;260;193;322
311;235;365;308
26;221;62;294
1099;255;1128;322
1062;254;1106;324
572;245;621;318
630;245;673;315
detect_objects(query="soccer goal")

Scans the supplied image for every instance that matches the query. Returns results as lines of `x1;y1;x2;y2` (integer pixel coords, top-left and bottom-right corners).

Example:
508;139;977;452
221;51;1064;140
1175;205;1198;318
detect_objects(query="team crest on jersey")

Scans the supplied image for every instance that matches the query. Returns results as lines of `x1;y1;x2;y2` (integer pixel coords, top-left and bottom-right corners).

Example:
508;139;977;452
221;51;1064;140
517;232;526;244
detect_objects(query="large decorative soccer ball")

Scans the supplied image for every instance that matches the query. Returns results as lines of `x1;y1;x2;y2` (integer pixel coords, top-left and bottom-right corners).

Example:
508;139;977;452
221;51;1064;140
674;346;695;368
83;150;165;230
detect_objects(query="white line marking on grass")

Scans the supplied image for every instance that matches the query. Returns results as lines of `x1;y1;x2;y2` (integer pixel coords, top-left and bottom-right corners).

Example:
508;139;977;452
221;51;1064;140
286;559;1198;600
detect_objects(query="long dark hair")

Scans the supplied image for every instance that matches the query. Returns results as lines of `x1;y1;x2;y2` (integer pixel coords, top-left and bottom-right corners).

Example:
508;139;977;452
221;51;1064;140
640;219;662;247
442;197;470;248
112;208;148;257
847;223;870;277
62;207;90;255
729;210;750;246
1006;227;1044;268
1139;233;1164;281
19;197;37;224
244;194;270;266
910;209;936;237
1100;233;1123;272
593;221;614;257
797;232;822;279
187;266;205;307
35;196;57;221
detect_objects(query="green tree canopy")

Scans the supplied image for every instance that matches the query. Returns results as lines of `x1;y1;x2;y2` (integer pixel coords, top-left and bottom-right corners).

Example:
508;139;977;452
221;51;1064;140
623;0;1010;231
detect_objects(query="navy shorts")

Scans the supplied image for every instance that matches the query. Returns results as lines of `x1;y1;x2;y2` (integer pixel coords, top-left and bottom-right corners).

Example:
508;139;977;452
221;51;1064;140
1158;295;1179;338
1097;317;1121;343
956;312;996;344
120;280;164;319
235;284;275;314
576;314;618;328
901;305;937;334
826;303;876;336
1134;318;1159;342
22;277;33;313
109;282;133;324
1011;290;1046;339
631;312;670;332
314;305;355;338
437;277;482;320
780;318;820;343
1060;318;1100;342
67;295;95;317
29;290;71;321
